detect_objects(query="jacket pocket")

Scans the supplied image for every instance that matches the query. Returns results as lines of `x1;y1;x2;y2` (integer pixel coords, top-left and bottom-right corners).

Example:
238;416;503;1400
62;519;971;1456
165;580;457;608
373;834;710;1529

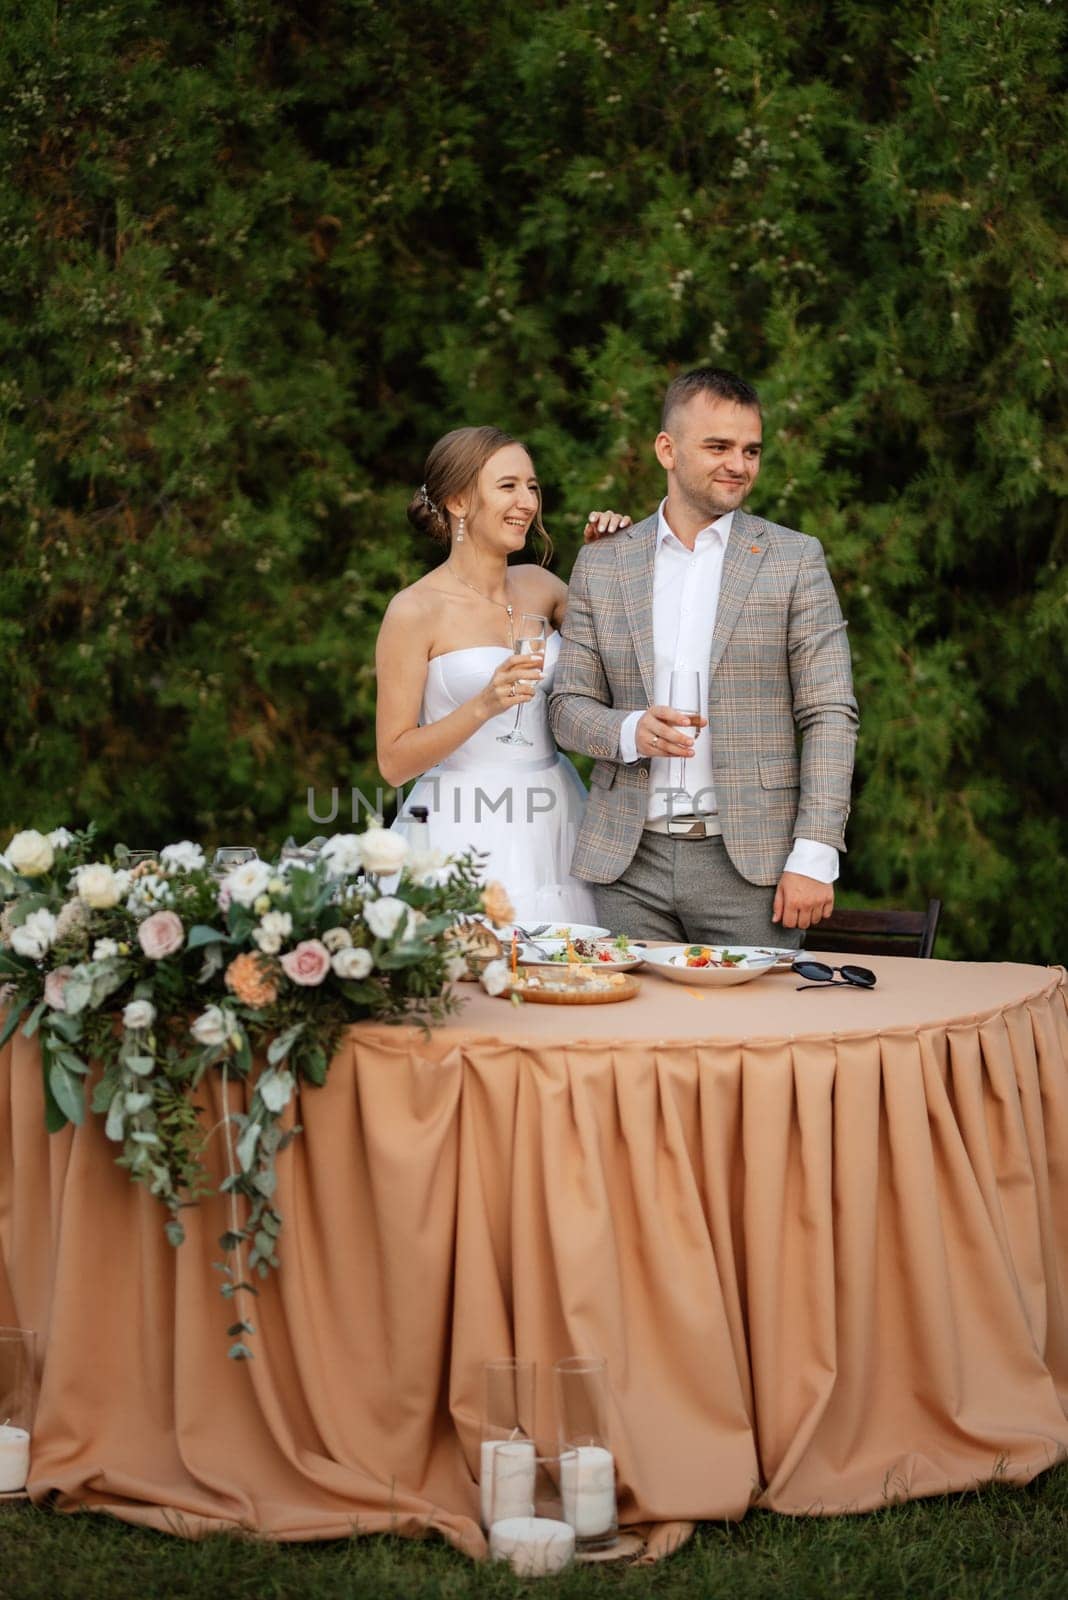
590;760;618;790
759;755;799;790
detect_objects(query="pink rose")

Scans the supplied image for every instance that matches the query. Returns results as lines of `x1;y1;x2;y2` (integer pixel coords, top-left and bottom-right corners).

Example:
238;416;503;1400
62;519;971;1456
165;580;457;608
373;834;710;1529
138;910;185;961
280;939;330;987
44;965;74;1010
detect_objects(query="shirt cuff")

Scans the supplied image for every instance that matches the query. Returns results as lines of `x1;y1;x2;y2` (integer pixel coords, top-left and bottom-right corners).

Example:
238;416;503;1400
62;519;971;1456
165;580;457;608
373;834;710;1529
783;838;839;884
618;710;644;764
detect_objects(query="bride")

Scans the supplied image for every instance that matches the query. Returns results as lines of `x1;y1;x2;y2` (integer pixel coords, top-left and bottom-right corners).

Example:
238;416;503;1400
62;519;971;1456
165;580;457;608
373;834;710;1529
375;426;628;925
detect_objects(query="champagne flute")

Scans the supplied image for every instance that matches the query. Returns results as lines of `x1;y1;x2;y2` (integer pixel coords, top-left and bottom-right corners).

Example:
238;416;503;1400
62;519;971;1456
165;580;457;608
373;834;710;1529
497;613;549;748
667;669;702;809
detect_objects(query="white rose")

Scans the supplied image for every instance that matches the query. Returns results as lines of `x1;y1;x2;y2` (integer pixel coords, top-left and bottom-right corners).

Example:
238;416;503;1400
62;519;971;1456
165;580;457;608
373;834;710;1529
223;859;273;907
253;910;292;955
123;999;157;1030
331;946;373;980
480;959;511;997
319;834;365;878
363;896;408;940
76;862;123;910
321;925;353;953
7;830;54;878
445;952;469;982
405;845;446;884
190;1005;232;1047
11;907;58;959
358;827;408;877
48;827;74;849
159;841;206;872
93;938;120;961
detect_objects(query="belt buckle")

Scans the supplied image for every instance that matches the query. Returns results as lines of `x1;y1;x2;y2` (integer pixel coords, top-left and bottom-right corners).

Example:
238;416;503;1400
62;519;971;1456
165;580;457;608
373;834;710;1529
666;816;705;838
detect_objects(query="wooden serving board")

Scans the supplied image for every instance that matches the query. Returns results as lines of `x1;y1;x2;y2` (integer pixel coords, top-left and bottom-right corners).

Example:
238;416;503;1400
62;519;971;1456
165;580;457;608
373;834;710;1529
503;973;641;1005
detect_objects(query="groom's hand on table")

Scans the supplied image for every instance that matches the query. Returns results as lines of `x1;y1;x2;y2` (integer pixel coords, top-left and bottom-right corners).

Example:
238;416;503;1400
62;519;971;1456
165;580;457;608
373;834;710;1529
583;510;633;541
773;872;835;930
635;707;707;760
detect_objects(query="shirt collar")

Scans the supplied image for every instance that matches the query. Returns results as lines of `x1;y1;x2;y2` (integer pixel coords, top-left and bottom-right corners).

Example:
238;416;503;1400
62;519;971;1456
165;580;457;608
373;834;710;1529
656;499;733;551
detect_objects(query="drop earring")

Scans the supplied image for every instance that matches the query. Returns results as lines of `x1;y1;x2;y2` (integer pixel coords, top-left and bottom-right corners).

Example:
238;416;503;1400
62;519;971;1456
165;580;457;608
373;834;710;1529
456;516;465;544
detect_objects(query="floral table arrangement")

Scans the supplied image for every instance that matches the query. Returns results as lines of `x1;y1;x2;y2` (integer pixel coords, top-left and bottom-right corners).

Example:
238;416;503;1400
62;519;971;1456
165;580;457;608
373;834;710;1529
0;824;508;1356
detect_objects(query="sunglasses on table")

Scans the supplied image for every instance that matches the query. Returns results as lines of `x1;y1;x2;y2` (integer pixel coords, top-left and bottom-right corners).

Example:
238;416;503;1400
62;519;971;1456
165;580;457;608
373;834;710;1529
792;959;877;992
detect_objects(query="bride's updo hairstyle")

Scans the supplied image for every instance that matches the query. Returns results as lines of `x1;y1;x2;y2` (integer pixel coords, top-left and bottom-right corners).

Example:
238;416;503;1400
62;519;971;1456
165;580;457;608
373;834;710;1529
406;425;553;564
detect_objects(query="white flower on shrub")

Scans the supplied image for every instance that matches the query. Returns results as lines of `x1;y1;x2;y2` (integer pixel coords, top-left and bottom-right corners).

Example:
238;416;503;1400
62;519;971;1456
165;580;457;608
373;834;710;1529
253;909;293;954
160;841;206;872
480;959;511;997
319;834;365;878
224;859;273;907
257;1067;296;1113
93;938;120;961
321;925;353;953
405;845;447;884
444;952;469;982
11;907;59;959
125;872;172;918
123;999;157;1031
54;899;90;941
76;862;123;909
190;1005;233;1048
331;946;373;980
48;827;74;849
359;827;409;876
6;830;54;878
363;896;409;940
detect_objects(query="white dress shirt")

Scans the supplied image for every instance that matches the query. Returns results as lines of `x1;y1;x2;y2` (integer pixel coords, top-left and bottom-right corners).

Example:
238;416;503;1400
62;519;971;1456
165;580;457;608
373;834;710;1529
617;502;838;884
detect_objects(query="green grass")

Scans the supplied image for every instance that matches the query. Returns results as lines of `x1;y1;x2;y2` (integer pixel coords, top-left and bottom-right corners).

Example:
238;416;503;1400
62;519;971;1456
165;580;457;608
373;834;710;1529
1;1466;1066;1600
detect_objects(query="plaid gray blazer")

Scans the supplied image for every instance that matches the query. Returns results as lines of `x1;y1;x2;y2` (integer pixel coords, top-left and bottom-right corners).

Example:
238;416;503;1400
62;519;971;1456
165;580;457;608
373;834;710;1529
549;508;859;887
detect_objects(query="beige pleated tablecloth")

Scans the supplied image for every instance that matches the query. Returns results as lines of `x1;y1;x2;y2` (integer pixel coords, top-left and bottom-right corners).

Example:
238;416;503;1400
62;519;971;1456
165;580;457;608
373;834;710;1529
1;955;1066;1556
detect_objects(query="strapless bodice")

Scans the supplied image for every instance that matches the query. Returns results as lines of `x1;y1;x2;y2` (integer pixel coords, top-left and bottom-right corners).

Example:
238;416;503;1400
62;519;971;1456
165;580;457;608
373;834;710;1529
420;632;561;771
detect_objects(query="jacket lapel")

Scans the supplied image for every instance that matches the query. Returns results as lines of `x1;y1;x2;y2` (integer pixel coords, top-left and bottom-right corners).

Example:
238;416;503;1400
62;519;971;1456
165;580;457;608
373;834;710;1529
708;508;767;680
616;513;658;703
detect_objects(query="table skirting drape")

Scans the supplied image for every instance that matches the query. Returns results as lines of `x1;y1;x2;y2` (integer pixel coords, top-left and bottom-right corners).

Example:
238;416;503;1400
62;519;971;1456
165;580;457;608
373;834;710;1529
1;957;1066;1552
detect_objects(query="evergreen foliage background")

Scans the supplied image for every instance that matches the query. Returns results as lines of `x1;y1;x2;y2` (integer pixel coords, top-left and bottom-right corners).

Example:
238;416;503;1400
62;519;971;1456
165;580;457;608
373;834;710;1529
1;0;1064;960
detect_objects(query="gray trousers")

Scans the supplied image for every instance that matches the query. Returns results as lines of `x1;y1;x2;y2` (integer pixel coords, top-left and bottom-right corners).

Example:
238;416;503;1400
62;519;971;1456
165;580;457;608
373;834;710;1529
591;832;802;948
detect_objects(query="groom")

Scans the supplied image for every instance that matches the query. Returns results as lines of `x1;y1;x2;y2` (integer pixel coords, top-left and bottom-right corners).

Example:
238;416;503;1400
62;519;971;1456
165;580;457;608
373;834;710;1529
549;367;858;946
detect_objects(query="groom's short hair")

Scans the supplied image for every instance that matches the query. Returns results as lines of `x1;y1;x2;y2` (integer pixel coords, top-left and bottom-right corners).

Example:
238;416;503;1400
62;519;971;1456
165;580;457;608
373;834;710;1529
661;367;761;431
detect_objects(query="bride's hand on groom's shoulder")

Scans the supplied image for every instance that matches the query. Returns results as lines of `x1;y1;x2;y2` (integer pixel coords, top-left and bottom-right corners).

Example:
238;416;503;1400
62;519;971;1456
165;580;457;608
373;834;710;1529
583;510;632;543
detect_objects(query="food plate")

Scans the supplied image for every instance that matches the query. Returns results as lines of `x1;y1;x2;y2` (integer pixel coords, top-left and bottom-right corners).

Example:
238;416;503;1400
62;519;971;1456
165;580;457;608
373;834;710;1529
503;970;641;1005
518;937;644;972
505;921;611;941
642;945;778;987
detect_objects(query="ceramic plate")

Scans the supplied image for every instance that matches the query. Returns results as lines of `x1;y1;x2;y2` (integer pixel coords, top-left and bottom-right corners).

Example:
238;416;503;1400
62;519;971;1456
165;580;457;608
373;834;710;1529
518;937;644;971
504;921;611;942
642;945;778;987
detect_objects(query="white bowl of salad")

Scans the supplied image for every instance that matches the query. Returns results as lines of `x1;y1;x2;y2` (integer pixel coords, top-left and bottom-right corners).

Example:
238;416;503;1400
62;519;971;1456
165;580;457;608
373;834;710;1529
518;934;644;971
641;945;777;987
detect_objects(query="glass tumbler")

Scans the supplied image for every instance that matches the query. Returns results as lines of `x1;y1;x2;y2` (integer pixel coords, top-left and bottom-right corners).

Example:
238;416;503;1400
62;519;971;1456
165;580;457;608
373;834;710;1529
479;1358;536;1530
553;1354;619;1551
0;1327;38;1494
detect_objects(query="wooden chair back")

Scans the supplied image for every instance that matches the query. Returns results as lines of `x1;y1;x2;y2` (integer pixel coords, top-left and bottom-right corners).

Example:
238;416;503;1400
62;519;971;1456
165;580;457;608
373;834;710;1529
801;899;942;960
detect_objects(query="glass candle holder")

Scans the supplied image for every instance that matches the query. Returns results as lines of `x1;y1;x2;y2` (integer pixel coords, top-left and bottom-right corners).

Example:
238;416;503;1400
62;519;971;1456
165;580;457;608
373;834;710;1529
487;1447;577;1577
553;1355;618;1551
0;1327;37;1494
479;1358;535;1531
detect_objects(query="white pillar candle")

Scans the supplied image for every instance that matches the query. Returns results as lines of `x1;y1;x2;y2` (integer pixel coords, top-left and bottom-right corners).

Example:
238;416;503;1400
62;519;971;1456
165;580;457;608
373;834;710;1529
489;1516;575;1576
0;1424;30;1492
479;1438;535;1529
560;1444;616;1537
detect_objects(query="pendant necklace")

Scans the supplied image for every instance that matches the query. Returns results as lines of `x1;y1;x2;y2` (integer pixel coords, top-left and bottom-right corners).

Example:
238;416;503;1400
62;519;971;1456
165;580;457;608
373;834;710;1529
446;563;515;644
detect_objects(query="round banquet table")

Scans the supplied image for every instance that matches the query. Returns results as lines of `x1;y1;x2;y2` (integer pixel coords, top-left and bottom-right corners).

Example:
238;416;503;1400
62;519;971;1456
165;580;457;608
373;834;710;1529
1;955;1066;1556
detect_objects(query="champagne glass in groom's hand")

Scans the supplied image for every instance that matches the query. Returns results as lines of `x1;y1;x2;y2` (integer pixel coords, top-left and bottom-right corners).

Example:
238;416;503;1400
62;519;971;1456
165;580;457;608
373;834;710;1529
667;669;703;805
497;614;548;748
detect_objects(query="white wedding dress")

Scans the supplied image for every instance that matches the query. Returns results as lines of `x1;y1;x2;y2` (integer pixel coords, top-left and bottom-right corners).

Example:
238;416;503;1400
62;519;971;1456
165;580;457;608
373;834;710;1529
395;633;598;924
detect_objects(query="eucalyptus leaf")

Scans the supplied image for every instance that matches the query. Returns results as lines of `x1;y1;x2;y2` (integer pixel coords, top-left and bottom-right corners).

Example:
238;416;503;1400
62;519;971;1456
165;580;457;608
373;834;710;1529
125;1054;156;1077
22;999;48;1037
165;1220;186;1247
48;1059;86;1126
59;975;93;1015
186;924;233;950
0;999;28;1049
105;1091;126;1142
266;1022;303;1066
45;1010;83;1044
235;1119;261;1172
41;1057;69;1133
228;1341;253;1361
